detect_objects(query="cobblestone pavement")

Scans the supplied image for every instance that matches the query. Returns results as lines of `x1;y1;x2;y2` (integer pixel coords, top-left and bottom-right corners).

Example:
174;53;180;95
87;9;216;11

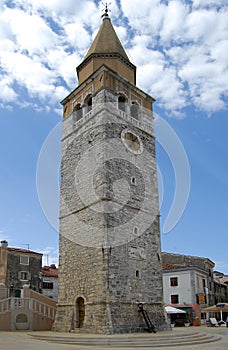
0;327;228;350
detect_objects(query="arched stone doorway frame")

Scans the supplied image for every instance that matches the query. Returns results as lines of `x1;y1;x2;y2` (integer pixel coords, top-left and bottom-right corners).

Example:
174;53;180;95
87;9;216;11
73;295;86;329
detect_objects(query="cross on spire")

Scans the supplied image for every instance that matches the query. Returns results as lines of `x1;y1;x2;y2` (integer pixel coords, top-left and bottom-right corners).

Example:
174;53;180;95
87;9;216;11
101;2;111;18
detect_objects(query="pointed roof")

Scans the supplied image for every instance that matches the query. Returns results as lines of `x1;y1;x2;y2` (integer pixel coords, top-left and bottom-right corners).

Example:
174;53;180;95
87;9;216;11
84;17;129;61
76;14;136;85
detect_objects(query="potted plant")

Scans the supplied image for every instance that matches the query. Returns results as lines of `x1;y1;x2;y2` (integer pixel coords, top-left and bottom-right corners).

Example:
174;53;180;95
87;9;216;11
193;317;200;326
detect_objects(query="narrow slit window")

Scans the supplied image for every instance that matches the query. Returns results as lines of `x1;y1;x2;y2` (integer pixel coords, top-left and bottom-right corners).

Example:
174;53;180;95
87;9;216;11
131;176;136;185
133;226;138;236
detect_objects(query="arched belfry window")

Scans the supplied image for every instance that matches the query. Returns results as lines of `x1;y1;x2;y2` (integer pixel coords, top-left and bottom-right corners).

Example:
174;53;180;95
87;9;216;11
130;101;139;120
118;94;127;112
73;103;83;122
85;94;92;113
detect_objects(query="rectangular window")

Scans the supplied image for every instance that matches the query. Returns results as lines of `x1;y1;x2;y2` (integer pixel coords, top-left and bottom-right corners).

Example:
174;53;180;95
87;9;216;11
170;277;178;287
171;294;179;304
42;282;53;290
20;255;29;265
202;279;206;288
20;271;28;281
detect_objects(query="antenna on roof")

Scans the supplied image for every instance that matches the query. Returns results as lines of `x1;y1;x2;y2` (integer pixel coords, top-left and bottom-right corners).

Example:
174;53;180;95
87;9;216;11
22;243;30;250
45;254;49;266
101;2;111;18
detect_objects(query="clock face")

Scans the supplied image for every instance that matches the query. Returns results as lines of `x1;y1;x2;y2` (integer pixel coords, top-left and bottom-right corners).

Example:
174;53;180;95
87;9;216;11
121;130;143;154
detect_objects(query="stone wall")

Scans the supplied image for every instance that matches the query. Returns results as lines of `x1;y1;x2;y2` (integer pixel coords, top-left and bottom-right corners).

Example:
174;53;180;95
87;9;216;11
54;87;167;333
6;251;42;293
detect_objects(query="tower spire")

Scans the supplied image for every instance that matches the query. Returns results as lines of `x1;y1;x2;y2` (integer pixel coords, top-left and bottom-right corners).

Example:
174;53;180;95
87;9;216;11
76;7;136;85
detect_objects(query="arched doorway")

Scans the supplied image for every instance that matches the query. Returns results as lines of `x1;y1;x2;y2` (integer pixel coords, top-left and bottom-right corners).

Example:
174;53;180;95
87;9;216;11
75;297;85;328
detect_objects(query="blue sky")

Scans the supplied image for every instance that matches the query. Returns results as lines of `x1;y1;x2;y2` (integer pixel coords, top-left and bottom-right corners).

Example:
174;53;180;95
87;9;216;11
0;0;228;273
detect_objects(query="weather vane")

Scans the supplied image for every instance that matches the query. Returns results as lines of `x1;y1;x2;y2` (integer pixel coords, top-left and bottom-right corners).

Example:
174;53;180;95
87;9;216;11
101;2;111;18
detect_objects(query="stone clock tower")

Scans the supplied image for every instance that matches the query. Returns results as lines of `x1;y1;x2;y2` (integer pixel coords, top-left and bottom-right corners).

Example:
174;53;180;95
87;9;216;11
53;9;167;334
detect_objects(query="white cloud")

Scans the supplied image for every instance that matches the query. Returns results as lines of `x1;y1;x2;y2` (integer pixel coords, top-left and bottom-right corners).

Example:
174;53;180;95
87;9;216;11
64;23;91;51
192;0;225;9
114;25;128;47
0;76;18;103
1;51;54;93
138;63;187;114
120;0;166;35
0;0;227;116
185;8;227;45
160;0;189;44
168;44;228;112
129;36;159;66
45;49;79;88
120;0;228;115
2;8;58;55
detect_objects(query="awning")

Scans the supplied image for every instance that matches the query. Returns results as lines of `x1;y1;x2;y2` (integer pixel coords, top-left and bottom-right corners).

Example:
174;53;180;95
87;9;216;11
202;303;228;312
201;303;228;321
165;306;186;314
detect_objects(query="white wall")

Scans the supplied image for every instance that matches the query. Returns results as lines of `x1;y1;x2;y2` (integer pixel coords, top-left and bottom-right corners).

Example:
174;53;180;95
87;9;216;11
163;270;193;304
41;276;58;301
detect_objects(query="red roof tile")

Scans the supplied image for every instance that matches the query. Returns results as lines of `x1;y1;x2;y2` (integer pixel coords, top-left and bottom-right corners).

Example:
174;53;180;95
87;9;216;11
162;263;185;270
7;247;42;255
41;265;58;277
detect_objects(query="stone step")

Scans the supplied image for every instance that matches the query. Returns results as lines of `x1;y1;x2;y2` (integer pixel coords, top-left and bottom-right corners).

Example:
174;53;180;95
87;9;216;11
31;330;221;348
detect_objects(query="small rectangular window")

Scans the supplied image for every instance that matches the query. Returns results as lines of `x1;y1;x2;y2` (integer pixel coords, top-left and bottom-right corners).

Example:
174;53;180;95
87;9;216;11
20;271;28;281
42;282;54;290
171;294;179;304
170;277;178;287
20;255;29;265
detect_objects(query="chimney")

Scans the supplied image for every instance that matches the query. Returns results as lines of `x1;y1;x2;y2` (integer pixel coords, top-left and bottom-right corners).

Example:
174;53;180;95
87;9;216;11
1;240;8;249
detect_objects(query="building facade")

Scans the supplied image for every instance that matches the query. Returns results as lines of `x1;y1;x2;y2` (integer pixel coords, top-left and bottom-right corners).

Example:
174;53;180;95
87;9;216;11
0;241;57;331
40;264;58;301
214;271;228;304
53;11;167;334
0;240;42;297
162;252;215;325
